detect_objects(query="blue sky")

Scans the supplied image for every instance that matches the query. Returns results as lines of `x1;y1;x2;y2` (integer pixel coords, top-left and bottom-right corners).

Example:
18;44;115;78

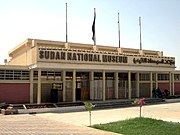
0;0;180;69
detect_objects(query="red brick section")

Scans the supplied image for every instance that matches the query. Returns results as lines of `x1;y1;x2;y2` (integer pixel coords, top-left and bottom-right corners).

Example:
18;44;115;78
0;83;30;104
158;82;169;92
158;82;180;95
174;82;180;95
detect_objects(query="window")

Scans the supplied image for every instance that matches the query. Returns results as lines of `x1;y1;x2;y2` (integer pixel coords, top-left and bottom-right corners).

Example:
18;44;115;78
55;72;61;81
139;73;150;81
33;71;38;80
158;74;169;81
94;72;102;79
0;70;29;80
0;70;5;80
82;80;88;87
118;80;126;87
47;71;55;80
106;73;114;80
5;70;13;80
14;70;21;80
174;74;180;81
42;71;48;76
119;73;128;80
21;71;29;80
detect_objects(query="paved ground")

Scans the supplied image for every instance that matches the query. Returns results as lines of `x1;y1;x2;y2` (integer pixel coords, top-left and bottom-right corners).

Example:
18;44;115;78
0;102;180;135
0;114;118;135
38;102;180;126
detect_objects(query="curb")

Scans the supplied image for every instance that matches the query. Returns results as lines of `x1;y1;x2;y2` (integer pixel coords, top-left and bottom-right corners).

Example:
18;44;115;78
17;106;86;114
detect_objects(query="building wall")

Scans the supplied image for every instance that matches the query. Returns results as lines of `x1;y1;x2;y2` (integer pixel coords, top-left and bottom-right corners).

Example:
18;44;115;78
2;39;180;104
158;82;169;92
8;53;27;65
157;82;180;95
7;44;36;66
31;47;37;64
174;82;180;95
0;83;30;103
26;50;31;65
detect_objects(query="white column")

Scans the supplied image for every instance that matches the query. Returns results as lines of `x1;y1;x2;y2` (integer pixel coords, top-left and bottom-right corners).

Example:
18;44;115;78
102;70;106;101
114;71;119;99
90;71;94;100
72;69;76;102
30;69;34;103
172;73;174;95
150;72;153;98
155;73;158;89
62;70;66;102
128;71;131;99
136;72;139;98
37;68;41;104
169;72;172;96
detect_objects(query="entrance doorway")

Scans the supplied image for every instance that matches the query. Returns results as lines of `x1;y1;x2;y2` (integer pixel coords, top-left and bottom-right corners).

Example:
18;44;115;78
76;81;81;100
51;83;63;103
76;72;89;101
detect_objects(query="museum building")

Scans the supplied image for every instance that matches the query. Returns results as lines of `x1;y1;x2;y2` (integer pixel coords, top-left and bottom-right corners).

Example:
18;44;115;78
0;38;180;104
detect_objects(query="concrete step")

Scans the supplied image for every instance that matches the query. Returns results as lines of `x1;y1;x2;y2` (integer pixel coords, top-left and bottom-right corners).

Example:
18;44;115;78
92;98;165;109
144;98;165;104
93;100;133;109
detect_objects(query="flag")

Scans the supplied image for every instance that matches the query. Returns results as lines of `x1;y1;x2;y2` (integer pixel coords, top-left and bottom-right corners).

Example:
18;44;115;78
92;8;96;44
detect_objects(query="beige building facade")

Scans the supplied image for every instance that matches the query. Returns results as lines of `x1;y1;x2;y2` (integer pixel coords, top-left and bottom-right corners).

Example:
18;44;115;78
1;38;180;104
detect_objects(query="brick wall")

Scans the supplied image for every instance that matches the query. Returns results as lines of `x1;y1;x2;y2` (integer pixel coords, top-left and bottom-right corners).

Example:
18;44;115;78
158;82;169;92
174;82;180;95
0;83;30;104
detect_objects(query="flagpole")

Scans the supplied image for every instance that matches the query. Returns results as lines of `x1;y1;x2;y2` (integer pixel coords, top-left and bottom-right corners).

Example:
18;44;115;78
118;12;120;48
66;3;68;43
139;16;142;50
92;8;96;45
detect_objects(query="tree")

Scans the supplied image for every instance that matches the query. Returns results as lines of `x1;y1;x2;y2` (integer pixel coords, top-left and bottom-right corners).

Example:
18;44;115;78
84;102;95;126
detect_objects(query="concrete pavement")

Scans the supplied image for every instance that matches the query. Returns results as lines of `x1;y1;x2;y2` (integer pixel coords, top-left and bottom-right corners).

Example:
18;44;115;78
0;102;180;135
0;114;118;135
38;102;180;126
